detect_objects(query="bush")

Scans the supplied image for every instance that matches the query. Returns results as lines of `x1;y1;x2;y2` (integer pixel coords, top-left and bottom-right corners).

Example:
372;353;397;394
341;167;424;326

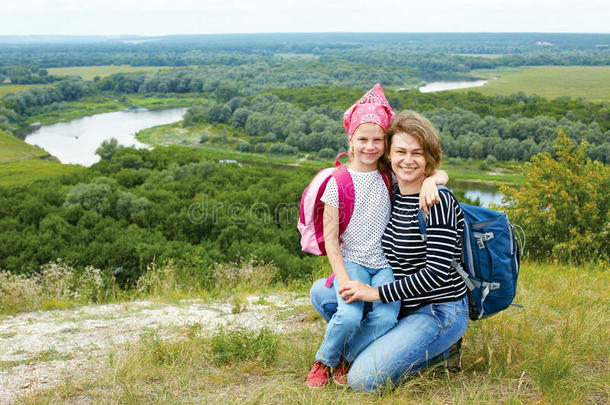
498;131;609;264
269;142;296;155
199;134;209;144
318;148;334;158
254;143;267;153
235;142;251;152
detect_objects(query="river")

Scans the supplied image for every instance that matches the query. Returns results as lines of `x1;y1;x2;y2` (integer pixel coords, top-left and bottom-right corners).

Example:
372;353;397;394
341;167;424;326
25;108;187;166
419;79;489;93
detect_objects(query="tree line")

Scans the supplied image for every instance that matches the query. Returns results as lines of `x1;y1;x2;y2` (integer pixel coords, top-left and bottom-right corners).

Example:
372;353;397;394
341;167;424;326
1;132;606;284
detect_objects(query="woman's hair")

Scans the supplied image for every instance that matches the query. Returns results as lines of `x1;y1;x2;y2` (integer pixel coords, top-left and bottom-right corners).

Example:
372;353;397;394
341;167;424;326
385;110;442;176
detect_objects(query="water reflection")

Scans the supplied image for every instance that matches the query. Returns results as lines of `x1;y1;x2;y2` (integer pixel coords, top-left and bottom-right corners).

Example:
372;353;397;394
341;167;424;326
25;108;187;166
449;179;505;207
419;80;489;93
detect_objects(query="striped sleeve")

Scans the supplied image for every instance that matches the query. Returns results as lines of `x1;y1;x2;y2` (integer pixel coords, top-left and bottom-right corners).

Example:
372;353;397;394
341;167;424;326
379;191;461;303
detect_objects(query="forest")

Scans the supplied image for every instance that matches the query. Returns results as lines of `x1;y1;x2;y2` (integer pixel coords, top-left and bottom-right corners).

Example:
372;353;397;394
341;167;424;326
0;33;608;280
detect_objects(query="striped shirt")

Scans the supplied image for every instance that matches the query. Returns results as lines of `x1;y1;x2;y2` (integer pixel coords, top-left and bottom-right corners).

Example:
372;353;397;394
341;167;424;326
379;190;467;310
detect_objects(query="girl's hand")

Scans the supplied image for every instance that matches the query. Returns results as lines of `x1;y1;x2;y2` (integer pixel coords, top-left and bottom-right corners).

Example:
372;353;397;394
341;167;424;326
419;177;440;215
338;280;380;303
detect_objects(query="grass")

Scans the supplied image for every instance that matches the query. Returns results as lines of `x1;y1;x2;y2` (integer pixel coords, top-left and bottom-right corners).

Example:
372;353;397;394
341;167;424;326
18;261;609;404
0;129;48;162
455;66;610;102
46;65;174;81
0;84;44;97
0;159;84;187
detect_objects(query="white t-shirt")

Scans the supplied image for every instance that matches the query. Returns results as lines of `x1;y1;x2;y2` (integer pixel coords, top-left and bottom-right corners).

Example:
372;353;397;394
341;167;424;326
320;169;391;269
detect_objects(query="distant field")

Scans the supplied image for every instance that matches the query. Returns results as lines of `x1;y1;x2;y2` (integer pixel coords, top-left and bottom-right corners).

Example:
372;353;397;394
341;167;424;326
457;66;610;102
0;84;43;97
46;65;174;81
0;129;48;162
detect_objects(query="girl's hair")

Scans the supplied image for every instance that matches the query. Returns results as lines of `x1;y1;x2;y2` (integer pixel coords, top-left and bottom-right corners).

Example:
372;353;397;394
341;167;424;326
348;124;391;173
385;110;442;176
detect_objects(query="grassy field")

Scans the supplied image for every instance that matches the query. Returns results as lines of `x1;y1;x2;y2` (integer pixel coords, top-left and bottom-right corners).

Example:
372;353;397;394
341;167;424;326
456;66;610;102
0;129;48;162
0;84;44;97
0;159;85;187
16;261;609;404
46;65;174;81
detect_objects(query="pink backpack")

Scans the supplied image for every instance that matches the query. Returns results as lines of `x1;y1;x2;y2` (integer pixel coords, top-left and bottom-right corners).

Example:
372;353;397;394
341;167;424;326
297;153;392;286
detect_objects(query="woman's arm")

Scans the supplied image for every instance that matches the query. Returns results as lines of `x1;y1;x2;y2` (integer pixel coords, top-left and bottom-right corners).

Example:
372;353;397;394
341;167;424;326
323;203;350;288
419;169;449;215
378;192;460;304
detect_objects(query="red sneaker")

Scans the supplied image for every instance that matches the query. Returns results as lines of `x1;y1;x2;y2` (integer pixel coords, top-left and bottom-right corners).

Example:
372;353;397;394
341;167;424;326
333;356;351;386
307;361;331;388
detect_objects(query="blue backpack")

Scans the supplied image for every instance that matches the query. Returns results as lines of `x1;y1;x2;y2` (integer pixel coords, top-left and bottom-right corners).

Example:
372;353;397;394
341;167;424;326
417;186;524;320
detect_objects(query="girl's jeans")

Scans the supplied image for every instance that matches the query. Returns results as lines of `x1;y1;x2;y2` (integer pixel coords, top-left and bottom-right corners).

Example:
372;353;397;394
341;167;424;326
310;278;469;393
314;262;400;367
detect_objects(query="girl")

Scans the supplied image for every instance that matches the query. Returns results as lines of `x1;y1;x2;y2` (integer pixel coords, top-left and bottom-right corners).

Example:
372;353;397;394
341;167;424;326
307;87;448;388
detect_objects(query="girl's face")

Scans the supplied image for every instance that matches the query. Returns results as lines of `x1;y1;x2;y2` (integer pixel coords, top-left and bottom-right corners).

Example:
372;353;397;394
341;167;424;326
349;123;385;169
390;132;427;186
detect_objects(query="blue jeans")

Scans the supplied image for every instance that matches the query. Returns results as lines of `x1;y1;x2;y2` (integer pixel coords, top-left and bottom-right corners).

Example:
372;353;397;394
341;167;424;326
310;279;469;393
314;262;400;367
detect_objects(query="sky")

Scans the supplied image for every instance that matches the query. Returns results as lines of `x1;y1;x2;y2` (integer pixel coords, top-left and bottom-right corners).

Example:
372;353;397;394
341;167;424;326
2;0;609;36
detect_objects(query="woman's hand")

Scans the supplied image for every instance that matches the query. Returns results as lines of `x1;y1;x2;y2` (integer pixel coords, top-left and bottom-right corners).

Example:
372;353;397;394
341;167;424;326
338;280;380;304
419;177;440;215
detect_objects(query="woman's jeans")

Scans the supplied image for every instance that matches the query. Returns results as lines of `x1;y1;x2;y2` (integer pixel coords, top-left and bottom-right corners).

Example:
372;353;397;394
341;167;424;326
310;278;469;393
314;262;400;367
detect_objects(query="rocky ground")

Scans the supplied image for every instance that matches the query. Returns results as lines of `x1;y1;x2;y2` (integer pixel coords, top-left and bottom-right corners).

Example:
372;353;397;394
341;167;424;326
0;293;312;404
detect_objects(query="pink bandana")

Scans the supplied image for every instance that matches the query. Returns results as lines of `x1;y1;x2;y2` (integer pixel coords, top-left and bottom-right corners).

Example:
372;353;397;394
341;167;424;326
343;83;395;139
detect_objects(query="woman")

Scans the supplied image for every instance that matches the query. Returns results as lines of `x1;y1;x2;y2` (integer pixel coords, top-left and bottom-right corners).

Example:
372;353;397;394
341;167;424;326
310;110;469;393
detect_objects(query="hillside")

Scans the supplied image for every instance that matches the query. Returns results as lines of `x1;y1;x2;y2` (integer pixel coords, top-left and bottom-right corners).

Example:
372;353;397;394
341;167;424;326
0;129;48;162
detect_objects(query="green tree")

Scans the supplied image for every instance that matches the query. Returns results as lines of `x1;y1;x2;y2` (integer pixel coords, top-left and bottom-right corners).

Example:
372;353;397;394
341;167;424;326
96;138;124;162
498;131;609;264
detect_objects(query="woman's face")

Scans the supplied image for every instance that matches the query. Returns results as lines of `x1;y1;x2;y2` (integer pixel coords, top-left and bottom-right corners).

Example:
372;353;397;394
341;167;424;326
390;132;427;186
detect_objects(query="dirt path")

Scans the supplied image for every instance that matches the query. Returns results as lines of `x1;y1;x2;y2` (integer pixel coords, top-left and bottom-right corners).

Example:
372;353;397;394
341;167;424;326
0;293;311;404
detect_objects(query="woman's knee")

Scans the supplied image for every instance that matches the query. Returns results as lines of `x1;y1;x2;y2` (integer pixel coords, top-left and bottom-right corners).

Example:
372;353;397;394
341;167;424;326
347;368;389;394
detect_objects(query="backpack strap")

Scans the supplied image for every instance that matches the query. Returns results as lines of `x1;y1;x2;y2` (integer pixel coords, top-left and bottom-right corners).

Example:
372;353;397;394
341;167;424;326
380;170;393;200
416;185;452;242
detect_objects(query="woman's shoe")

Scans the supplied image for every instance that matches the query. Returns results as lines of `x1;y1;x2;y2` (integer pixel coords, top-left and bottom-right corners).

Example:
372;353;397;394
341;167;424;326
446;338;462;372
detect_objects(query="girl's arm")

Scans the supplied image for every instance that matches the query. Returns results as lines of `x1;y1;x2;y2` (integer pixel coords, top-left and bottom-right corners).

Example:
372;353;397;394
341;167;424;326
419;169;449;215
323;204;350;288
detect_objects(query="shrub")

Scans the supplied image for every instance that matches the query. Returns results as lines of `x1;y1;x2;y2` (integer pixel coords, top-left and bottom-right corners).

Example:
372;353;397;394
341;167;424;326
318;148;334;158
269;142;296;155
212;257;277;288
254;143;267;153
498;131;609;264
235;142;251;152
0;270;42;312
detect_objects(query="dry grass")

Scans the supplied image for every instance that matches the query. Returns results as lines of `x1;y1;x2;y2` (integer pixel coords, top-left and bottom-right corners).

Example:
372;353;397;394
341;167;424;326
14;261;610;404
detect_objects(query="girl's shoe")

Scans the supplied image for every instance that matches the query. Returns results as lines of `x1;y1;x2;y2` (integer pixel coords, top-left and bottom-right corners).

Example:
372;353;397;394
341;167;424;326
333;356;351;386
307;361;331;388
